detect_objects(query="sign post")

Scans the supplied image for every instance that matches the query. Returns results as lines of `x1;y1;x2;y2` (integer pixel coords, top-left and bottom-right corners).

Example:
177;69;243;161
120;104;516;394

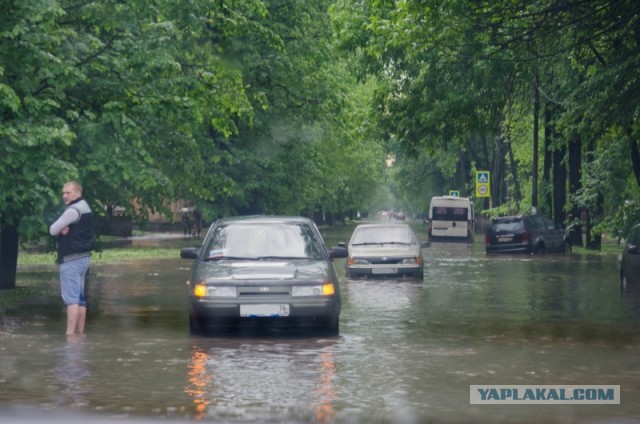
475;171;491;198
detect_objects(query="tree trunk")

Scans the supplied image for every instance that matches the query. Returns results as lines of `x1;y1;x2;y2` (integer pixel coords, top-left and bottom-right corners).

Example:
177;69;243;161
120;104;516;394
459;151;470;196
588;193;603;250
629;130;640;187
506;140;522;206
0;219;19;290
568;136;583;247
493;134;505;206
542;100;554;216
552;141;567;226
532;72;540;210
585;138;603;250
499;121;522;206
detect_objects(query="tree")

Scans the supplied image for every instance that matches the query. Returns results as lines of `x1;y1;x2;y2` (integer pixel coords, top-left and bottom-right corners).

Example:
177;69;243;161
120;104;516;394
1;0;262;288
331;0;640;248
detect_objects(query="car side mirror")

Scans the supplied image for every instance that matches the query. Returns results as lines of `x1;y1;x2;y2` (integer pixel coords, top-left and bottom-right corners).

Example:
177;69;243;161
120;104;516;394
628;244;639;254
421;240;430;248
180;247;199;259
330;246;348;259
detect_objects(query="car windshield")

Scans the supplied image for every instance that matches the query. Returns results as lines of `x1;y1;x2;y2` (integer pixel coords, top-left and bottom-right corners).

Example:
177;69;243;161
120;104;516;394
351;226;417;245
204;222;324;260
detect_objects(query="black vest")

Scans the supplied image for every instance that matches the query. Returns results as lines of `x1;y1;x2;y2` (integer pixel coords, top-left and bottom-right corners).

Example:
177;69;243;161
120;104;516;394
57;198;95;263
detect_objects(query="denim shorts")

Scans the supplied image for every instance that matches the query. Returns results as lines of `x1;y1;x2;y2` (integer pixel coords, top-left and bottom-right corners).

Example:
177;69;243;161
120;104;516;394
60;256;90;307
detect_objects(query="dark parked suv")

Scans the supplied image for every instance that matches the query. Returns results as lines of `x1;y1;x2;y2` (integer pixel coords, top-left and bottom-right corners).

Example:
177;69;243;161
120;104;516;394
620;223;640;288
485;213;571;254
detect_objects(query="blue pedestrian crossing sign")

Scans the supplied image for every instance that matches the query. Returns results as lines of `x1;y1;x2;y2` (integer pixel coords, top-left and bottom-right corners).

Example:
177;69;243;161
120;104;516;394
449;190;460;197
475;171;491;198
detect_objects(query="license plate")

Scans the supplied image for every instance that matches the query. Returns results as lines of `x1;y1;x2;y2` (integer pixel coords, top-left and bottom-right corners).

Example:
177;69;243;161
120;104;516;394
498;236;513;242
240;304;290;317
372;267;397;275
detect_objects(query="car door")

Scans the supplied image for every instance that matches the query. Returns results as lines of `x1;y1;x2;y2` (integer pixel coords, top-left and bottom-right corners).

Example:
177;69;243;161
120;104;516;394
542;215;563;251
526;215;546;249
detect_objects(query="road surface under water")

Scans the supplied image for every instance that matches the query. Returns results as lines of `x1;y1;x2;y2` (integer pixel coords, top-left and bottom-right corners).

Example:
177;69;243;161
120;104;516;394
1;233;639;423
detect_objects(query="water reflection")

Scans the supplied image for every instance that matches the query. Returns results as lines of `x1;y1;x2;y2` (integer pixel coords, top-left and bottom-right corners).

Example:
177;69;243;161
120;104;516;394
185;349;212;420
52;335;90;408
184;337;338;422
314;350;336;423
5;238;640;422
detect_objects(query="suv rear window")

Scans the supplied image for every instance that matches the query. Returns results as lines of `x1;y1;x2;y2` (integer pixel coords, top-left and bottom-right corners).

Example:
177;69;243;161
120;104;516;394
492;218;524;233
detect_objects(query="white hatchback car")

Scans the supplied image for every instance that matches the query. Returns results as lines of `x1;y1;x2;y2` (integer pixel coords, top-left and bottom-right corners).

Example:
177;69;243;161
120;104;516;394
345;223;425;280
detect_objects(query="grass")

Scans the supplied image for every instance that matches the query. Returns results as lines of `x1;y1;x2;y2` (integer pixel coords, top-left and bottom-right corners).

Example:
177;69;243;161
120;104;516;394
17;246;183;267
0;269;60;316
4;244;187;316
571;235;623;256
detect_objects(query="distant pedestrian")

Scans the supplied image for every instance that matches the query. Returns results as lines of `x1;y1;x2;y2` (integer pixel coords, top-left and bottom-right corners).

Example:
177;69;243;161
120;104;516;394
181;207;192;236
49;181;95;336
192;208;202;238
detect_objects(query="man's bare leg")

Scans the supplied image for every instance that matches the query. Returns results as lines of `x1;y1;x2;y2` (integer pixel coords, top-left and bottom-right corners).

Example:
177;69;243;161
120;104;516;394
75;306;86;334
66;304;79;335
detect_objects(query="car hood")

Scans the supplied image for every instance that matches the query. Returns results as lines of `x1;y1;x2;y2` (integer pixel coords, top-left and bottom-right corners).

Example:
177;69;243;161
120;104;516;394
349;245;420;257
194;260;331;282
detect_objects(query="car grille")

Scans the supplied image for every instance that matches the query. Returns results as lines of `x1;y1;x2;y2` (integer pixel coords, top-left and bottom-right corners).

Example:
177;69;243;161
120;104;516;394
237;286;290;297
363;257;404;265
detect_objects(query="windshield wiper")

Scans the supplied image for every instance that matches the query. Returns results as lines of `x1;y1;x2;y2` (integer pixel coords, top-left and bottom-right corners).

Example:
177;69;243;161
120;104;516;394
352;241;410;246
204;256;256;262
256;256;310;260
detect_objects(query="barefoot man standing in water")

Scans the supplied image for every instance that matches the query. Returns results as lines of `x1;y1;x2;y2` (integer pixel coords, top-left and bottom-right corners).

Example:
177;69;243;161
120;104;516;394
49;181;95;335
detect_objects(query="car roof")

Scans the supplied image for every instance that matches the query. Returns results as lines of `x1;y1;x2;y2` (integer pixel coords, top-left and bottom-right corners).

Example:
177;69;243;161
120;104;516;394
214;215;314;225
431;196;470;201
354;223;412;229
492;212;555;223
492;215;524;222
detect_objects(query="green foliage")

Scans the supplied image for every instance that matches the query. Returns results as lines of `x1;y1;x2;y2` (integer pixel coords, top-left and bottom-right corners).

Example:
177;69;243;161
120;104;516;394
5;0;640;287
1;0;260;242
5;0;387;287
330;0;640;247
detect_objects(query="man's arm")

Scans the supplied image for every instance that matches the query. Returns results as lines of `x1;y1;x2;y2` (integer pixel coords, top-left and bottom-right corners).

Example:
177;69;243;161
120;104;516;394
49;208;80;236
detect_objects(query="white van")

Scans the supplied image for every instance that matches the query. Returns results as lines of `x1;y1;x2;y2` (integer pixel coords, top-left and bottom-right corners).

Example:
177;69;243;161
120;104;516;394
428;196;474;242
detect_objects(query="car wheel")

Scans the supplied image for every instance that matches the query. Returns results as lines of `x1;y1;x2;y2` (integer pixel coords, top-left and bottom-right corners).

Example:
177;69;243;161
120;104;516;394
563;242;572;254
533;243;546;254
323;317;339;337
189;315;202;336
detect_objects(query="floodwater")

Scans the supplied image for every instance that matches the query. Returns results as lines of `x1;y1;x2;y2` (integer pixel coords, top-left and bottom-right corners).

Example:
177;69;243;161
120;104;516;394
1;232;640;423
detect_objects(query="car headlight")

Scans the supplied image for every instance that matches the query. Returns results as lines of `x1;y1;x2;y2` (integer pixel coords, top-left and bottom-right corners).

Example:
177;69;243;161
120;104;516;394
348;258;370;265
400;257;421;265
292;283;335;297
193;283;236;298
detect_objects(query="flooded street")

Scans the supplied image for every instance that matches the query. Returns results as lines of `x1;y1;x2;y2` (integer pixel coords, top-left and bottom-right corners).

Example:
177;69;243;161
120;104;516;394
2;232;640;423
